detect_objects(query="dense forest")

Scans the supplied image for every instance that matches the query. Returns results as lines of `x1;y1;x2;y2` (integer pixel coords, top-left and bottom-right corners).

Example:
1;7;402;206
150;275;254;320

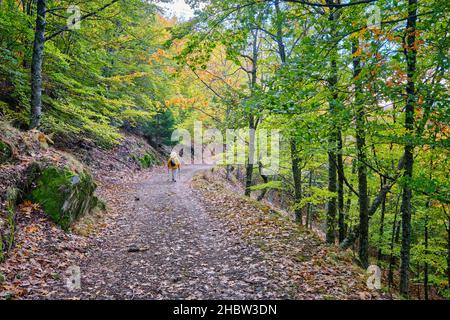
0;0;449;300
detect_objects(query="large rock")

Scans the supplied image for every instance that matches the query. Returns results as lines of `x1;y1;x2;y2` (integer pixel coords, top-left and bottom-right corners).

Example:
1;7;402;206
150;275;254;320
31;166;99;230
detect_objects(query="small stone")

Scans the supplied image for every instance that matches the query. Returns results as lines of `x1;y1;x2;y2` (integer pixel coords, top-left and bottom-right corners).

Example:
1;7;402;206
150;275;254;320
127;246;140;253
70;175;81;185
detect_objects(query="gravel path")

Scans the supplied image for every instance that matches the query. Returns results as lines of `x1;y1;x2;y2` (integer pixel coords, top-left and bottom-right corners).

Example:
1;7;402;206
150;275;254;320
57;165;288;299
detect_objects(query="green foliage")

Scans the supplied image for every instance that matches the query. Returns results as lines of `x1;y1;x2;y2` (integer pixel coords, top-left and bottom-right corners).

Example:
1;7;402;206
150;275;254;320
138;152;158;169
293;187;337;211
0;1;197;146
249;181;284;192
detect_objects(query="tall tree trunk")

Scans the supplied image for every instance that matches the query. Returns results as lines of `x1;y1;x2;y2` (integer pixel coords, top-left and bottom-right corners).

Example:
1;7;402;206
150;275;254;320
352;38;369;268
337;131;345;242
244;29;259;197
30;0;46;129
325;0;339;244
424;210;429;300
399;0;418;297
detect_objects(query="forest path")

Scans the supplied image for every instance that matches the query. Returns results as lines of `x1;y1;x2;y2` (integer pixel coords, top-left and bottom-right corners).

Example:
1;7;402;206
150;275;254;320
57;165;288;299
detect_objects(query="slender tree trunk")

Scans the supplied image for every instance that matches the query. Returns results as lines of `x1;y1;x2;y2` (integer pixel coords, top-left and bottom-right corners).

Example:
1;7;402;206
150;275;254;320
342;161;356;237
245;117;256;196
306;171;313;228
388;220;398;289
257;160;269;201
244;162;254;196
30;0;46;129
327;145;337;244
244;29;259;197
447;215;450;293
344;191;351;237
423;161;433;300
352;38;369;268
225;106;232;181
273;0;286;63
399;0;418;297
325;0;339;244
424;211;429;300
326;55;338;243
377;177;387;262
309;173;316;229
388;193;402;289
27;0;34;16
290;139;303;223
337;131;345;242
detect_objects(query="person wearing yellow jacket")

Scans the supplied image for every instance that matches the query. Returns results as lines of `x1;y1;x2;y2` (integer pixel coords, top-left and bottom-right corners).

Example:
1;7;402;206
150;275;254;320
167;151;181;182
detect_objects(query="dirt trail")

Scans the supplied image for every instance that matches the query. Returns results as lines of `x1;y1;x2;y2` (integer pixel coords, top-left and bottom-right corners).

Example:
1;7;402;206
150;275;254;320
55;165;288;299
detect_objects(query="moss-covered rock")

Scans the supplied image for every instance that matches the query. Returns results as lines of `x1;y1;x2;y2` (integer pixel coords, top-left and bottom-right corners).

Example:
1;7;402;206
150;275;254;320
31;167;98;230
0;140;12;164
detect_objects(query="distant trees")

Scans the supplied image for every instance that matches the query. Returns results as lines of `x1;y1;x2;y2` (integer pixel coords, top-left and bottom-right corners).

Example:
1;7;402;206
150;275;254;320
143;109;175;146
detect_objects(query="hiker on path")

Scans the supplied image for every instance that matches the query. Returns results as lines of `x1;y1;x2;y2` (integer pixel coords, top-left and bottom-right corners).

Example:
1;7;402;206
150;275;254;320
167;151;181;182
